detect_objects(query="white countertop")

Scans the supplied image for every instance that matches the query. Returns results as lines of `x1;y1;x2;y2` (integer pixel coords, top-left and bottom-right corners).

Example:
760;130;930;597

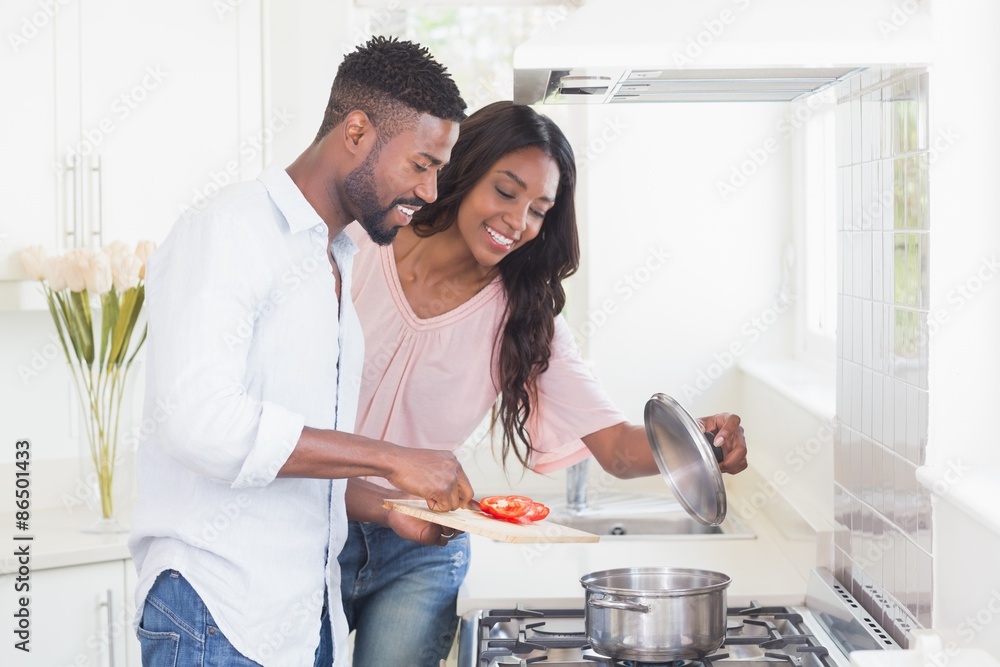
0;507;132;575
458;468;821;612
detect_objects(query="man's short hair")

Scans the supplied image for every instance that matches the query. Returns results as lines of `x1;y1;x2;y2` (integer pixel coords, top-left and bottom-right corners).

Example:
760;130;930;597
315;36;467;143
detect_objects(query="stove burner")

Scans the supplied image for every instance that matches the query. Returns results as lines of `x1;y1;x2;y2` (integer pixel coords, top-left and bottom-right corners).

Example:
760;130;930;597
527;619;587;636
580;657;701;667
614;660;698;667
472;604;837;667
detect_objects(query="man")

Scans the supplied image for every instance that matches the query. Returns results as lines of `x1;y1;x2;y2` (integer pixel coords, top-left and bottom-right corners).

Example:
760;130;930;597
129;37;474;667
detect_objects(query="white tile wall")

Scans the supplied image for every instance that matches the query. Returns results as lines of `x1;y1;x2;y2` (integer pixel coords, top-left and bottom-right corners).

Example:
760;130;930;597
833;67;932;644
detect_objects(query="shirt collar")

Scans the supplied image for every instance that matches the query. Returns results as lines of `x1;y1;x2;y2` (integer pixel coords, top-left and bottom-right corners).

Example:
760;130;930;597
258;164;325;236
331;228;359;261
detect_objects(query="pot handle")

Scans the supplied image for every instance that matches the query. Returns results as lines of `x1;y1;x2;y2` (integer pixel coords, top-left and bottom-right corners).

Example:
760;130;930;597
588;596;651;614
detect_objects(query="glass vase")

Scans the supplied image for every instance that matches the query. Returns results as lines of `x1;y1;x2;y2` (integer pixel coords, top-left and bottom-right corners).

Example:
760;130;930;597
72;364;140;534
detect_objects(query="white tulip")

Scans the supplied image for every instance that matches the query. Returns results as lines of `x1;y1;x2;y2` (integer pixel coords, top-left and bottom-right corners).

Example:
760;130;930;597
62;249;90;292
111;253;143;292
85;250;114;294
18;245;47;281
134;240;157;262
43;256;68;291
135;240;157;280
104;240;132;262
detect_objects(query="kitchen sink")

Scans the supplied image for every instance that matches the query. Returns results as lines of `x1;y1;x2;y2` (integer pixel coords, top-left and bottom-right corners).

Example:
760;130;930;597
536;492;756;539
550;510;753;538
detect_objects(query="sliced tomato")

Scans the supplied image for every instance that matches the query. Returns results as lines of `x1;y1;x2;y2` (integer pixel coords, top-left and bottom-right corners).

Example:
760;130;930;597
479;495;550;524
524;503;550;521
479;496;531;522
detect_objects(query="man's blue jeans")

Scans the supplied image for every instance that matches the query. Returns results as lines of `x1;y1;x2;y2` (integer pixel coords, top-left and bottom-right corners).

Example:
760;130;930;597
339;521;470;667
137;570;332;666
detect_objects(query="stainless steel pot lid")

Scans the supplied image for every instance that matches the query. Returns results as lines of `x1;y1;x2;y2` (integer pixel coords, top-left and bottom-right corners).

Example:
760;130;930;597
644;393;727;526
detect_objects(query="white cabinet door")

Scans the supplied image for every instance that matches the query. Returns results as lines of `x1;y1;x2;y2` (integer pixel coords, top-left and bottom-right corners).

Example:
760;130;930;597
1;559;128;666
0;1;62;280
73;0;264;250
0;1;264;282
124;558;141;667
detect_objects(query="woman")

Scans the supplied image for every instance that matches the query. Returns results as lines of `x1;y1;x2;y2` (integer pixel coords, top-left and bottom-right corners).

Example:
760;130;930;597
339;101;748;666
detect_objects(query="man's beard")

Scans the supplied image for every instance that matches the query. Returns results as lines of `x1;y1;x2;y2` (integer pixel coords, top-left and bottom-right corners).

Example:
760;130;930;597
344;150;423;246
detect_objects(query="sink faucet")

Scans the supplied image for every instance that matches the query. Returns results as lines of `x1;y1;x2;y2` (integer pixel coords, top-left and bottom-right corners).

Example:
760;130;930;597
565;458;590;513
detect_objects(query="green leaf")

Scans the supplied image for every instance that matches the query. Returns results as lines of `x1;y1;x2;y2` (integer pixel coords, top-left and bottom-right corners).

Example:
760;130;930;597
69;291;95;366
57;292;86;364
118;285;145;365
100;290;119;371
45;289;74;366
109;287;138;367
125;323;148;368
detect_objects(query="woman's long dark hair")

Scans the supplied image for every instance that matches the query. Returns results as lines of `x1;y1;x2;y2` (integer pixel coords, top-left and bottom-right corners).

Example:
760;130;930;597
410;101;580;470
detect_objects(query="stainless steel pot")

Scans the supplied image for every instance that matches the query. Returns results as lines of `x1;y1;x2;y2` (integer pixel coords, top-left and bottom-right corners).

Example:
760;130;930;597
580;566;730;661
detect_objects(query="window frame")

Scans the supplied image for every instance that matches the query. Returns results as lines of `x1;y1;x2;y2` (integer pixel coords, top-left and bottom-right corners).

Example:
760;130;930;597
792;90;839;371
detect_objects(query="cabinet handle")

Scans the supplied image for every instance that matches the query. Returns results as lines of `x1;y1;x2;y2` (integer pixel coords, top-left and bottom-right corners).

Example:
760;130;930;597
98;589;115;667
65;155;80;246
90;155;104;247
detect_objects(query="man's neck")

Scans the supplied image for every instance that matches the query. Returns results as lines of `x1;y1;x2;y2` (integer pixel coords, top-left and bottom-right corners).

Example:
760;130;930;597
285;144;352;241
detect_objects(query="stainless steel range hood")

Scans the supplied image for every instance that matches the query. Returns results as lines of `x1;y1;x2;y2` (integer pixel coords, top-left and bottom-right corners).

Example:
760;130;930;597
513;0;931;105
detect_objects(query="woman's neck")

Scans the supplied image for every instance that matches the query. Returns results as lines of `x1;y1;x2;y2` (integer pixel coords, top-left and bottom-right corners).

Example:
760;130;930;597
391;225;498;318
393;225;495;287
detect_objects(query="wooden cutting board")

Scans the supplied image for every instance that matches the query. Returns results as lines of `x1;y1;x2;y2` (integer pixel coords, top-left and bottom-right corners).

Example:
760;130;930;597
383;499;600;543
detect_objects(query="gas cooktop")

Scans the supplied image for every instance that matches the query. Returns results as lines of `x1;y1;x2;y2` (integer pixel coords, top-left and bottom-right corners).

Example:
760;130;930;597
457;569;899;667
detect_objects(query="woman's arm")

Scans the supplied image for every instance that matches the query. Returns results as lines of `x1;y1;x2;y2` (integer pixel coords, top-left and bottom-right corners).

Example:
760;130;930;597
582;413;748;479
344;478;456;546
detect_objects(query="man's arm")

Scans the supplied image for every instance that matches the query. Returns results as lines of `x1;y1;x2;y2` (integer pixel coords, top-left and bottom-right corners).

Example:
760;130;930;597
281;428;474;512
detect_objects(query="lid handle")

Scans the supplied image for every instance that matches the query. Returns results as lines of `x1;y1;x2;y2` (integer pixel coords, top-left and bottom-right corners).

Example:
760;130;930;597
704;432;725;463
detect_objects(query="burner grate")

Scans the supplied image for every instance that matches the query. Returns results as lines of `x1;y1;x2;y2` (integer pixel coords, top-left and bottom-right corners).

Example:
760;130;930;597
472;603;837;667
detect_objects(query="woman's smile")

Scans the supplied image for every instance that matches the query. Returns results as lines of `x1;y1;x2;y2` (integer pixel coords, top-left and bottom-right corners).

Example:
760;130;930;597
483;222;517;251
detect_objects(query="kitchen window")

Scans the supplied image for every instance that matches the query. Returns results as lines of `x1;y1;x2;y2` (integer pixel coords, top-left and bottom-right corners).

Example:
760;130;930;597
741;89;839;421
794;90;838;369
351;1;581;113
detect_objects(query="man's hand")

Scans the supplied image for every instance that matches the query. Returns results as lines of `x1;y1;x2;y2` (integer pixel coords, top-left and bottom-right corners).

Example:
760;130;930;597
698;413;748;474
383;446;475;512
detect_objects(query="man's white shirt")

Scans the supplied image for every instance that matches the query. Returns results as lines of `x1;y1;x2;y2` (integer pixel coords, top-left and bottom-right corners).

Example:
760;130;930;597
129;164;363;666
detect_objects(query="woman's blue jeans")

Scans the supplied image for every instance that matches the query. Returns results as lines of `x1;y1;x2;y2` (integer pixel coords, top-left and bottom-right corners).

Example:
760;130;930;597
137;569;332;667
338;521;470;667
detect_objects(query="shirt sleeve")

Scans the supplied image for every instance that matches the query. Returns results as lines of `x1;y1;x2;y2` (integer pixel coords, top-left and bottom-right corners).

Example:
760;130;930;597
526;315;628;473
144;209;305;488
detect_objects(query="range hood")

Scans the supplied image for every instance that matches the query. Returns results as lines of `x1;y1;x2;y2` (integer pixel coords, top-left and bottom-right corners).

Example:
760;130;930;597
513;0;931;104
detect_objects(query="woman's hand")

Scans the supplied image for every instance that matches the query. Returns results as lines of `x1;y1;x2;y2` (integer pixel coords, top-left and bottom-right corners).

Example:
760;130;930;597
385;510;464;547
698;413;748;474
345;478;465;546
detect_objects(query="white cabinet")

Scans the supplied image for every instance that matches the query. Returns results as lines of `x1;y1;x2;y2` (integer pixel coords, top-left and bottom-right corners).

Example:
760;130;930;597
0;0;264;280
1;559;132;666
0;0;61;279
124;557;141;667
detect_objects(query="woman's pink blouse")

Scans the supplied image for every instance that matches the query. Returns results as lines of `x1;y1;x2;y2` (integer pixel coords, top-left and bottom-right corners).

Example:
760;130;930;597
349;225;628;479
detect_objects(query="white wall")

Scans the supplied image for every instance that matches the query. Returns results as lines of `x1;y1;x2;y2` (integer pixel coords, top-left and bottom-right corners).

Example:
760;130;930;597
265;0;356;168
926;0;1000;657
0;311;81;465
575;102;794;426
